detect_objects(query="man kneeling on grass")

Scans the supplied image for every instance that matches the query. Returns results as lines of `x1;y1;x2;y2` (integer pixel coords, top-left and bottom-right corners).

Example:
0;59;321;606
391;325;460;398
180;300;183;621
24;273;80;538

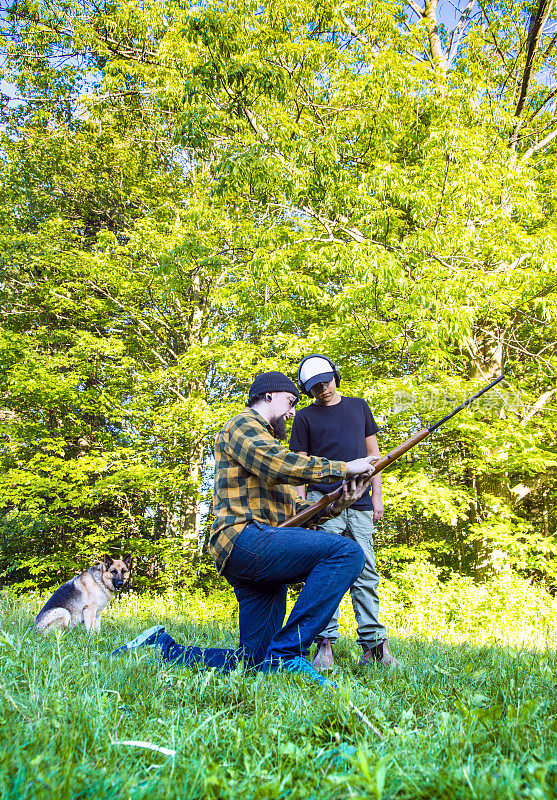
112;372;374;686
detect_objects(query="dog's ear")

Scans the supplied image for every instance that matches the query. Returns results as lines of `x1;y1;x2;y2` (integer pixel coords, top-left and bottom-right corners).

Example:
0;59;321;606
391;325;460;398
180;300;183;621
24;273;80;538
103;555;114;570
123;553;132;569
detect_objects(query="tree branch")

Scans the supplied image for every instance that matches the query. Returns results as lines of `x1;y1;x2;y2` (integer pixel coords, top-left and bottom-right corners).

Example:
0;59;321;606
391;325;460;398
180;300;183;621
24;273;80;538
513;0;554;136
406;0;425;18
521;388;556;426
341;13;371;45
519;125;557;162
423;0;448;76
447;0;475;69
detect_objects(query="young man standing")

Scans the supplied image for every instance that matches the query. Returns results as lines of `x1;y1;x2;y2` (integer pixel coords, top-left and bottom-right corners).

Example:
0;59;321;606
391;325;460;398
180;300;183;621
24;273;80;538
113;371;376;685
290;355;400;669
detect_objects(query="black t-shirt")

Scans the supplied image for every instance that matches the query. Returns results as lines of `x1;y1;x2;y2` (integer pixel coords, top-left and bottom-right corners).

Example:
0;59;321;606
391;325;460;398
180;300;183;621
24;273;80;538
289;396;379;510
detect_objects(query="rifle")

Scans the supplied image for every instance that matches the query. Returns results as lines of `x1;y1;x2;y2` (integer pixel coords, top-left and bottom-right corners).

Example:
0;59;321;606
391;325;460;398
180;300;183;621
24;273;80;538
279;374;505;529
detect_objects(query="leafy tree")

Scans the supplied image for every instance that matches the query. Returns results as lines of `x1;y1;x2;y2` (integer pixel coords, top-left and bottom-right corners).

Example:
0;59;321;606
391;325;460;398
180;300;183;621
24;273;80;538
1;0;555;589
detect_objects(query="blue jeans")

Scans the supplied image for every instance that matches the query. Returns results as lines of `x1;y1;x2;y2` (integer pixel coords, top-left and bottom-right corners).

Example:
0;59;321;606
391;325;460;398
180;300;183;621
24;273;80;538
156;521;365;671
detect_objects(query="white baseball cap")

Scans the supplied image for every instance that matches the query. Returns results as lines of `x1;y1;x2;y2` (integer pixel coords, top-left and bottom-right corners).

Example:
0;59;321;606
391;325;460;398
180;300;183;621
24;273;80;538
299;356;334;393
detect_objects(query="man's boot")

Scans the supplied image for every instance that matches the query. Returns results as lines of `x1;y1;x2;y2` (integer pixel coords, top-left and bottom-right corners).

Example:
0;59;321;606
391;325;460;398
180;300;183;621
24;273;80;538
312;638;335;671
360;639;402;668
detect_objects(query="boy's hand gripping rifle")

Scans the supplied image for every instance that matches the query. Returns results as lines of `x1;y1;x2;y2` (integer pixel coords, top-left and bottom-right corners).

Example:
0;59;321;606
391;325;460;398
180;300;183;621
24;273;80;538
278;375;505;529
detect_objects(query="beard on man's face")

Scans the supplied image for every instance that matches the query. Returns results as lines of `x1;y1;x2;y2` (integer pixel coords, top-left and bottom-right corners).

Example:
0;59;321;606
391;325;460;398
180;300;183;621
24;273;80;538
270;414;287;441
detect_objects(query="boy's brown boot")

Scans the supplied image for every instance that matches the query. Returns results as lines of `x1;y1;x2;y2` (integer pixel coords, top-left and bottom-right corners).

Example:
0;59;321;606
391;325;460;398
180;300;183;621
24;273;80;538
360;639;402;668
312;638;334;671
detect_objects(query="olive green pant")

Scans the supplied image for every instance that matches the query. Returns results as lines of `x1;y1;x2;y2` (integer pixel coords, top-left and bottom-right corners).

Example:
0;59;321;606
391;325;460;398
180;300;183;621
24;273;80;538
309;491;387;650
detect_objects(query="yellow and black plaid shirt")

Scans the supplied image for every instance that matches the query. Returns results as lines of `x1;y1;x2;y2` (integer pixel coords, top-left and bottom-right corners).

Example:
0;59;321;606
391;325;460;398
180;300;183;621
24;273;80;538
210;408;346;574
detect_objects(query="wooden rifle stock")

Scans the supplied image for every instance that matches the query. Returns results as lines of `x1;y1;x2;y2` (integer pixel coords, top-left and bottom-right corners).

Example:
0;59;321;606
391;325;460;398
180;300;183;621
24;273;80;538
278;374;505;529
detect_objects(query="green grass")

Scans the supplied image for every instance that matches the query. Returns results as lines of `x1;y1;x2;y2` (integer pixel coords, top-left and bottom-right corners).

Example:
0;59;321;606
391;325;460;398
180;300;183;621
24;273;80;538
1;573;556;800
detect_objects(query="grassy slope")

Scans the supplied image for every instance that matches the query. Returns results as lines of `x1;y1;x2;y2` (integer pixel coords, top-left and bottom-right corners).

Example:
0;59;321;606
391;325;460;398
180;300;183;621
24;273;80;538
0;572;556;800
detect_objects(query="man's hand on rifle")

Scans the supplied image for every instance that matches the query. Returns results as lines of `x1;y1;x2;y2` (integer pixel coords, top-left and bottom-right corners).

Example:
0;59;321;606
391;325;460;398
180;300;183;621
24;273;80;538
345;456;378;478
331;473;374;514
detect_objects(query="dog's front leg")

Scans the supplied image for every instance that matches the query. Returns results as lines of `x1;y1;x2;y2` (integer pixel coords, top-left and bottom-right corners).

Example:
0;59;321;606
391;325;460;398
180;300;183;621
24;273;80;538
94;609;102;632
83;605;97;633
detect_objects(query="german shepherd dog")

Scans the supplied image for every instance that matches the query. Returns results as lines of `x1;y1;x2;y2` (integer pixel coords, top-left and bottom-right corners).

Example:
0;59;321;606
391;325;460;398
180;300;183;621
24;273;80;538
35;555;132;634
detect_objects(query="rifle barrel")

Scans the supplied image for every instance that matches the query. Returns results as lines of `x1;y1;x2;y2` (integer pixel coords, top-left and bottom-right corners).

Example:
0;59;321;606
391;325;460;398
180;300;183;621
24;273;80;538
427;374;505;433
279;373;506;528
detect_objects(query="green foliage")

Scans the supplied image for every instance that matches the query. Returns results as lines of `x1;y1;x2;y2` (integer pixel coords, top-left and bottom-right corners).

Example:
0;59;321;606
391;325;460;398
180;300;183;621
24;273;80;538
379;561;557;645
1;0;556;587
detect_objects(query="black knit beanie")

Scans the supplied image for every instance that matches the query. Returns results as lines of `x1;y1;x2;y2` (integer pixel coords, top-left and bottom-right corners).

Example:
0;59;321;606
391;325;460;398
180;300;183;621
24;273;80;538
248;371;299;403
